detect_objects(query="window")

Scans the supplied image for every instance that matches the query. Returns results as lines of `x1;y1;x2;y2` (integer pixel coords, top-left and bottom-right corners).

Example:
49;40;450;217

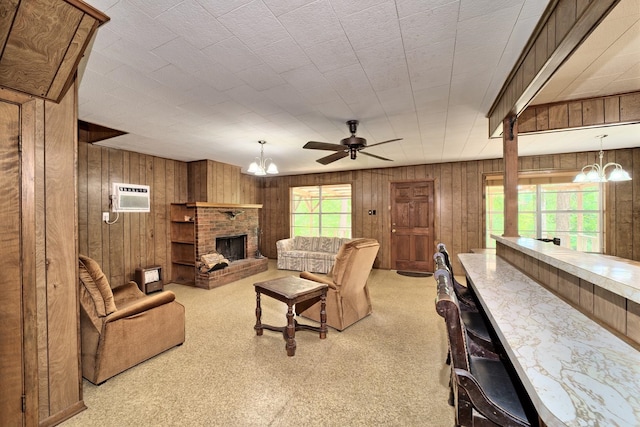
290;184;352;238
486;174;603;252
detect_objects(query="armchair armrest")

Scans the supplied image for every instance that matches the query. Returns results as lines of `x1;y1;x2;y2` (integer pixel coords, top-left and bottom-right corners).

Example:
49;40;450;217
112;281;145;303
276;238;294;252
300;271;337;290
105;291;177;323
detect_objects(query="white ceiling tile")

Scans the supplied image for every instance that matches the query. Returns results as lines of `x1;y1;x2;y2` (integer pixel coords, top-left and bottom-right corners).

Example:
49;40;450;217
255;37;312;73
102;1;178;50
218;0;289;49
376;85;415;115
303;36;359;73
339;2;401;51
195;0;254;17
152;37;218;73
127;0;180;18
189;65;246;91
149;64;203;92
85;51;121;75
201;37;264;72
263;0;317;16
100;38;169;73
236;64;286;90
458;0;521;22
400;2;459;51
328;0;388;17
395;0;459;19
323;64;374;100
156;1;232;49
279;0;345;49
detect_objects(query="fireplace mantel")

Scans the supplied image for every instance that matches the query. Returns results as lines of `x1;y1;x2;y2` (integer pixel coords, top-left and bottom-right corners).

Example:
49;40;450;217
186;202;262;209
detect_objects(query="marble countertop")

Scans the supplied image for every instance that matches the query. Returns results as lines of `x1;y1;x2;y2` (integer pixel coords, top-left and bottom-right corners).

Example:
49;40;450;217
492;235;640;304
459;253;640;427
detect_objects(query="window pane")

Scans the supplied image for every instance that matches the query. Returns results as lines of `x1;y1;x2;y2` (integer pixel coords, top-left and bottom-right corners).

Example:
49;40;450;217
485;178;602;253
290;184;352;238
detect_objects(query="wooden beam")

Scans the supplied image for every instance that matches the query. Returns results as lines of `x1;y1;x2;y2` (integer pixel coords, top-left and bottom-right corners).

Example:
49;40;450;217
518;91;640;134
487;0;621;137
503;116;519;237
78;119;127;143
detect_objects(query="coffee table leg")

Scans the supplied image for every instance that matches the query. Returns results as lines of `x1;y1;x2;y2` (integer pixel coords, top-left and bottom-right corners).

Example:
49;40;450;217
285;303;296;356
254;291;263;336
319;292;327;339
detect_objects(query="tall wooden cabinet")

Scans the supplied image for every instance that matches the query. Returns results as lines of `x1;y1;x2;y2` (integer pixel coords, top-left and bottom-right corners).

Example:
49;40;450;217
0;1;108;426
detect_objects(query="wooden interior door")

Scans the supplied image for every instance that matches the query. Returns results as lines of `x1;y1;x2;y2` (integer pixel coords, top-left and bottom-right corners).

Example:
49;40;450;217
0;101;24;425
391;181;435;272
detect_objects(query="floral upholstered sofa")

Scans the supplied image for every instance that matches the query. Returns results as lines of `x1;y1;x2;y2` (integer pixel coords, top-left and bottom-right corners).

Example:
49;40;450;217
276;236;352;273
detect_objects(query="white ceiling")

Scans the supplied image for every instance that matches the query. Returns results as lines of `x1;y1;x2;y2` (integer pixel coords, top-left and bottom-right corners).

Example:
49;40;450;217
79;0;640;175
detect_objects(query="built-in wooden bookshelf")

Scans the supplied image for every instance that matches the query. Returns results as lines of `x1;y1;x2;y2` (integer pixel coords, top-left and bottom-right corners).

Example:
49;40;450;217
170;204;196;285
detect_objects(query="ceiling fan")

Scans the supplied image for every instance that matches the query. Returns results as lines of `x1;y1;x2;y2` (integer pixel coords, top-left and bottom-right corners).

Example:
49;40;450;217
303;120;402;165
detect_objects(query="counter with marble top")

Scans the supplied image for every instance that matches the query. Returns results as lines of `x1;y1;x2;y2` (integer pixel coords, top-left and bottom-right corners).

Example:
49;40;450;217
459;253;640;427
492;235;640;304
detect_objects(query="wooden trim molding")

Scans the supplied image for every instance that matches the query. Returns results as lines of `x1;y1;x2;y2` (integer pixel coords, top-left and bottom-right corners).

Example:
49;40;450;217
186;202;263;209
487;0;621;137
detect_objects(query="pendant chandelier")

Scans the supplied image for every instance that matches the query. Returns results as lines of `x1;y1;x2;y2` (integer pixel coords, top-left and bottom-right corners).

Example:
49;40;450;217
573;135;631;183
247;140;278;176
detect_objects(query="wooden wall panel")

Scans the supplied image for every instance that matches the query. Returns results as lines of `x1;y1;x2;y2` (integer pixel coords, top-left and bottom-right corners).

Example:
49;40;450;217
43;84;80;417
80;143;640;282
259;147;639;273
77;143;189;287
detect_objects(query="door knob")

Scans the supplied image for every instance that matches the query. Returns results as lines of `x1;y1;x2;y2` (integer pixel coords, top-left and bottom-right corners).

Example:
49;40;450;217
392;229;396;233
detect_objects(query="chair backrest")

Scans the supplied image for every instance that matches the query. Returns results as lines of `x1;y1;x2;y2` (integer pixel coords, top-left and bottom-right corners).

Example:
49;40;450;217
78;255;117;323
330;238;380;294
434;272;470;372
437;243;459;284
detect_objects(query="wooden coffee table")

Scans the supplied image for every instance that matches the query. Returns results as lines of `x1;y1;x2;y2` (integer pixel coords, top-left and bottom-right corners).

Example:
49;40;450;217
254;276;328;356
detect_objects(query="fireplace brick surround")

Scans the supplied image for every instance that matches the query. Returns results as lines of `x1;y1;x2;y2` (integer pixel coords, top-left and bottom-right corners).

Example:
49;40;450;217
193;203;267;289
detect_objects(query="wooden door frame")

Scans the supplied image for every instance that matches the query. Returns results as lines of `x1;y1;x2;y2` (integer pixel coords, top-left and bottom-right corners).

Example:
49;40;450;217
389;179;437;271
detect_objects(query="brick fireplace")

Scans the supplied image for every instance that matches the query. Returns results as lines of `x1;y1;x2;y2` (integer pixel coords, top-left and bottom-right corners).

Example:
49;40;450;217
194;204;268;289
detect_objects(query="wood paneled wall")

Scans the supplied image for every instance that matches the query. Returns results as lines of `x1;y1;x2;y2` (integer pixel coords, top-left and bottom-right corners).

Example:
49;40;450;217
78;141;639;280
78;147;262;287
259;148;640;273
77;142;189;287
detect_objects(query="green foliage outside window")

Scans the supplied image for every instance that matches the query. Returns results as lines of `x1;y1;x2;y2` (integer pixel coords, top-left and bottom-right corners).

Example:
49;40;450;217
291;184;352;238
486;181;602;252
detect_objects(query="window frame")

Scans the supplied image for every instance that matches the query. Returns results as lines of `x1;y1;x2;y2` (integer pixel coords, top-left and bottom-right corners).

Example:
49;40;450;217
290;183;353;238
484;172;605;252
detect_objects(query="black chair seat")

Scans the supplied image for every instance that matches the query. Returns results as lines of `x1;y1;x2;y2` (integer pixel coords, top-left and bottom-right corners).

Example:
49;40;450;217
461;311;491;342
469;356;530;425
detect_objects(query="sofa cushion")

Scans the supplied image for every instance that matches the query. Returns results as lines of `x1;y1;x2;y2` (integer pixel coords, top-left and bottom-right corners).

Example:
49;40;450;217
79;255;117;315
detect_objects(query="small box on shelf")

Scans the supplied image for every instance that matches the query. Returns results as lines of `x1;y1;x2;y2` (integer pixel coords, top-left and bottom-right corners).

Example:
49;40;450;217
135;265;163;294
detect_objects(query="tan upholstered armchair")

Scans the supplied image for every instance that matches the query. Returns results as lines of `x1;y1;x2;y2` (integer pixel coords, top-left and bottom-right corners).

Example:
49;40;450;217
78;255;185;384
296;238;380;331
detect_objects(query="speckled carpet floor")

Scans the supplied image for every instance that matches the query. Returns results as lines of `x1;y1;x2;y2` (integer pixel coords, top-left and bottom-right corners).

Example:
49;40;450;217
62;260;454;427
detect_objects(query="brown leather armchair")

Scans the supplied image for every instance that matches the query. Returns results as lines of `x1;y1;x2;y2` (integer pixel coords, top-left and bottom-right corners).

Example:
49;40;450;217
296;238;380;331
78;255;185;384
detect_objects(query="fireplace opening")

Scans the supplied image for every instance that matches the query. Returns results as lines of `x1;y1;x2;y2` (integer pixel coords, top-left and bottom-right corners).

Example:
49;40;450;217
216;235;247;262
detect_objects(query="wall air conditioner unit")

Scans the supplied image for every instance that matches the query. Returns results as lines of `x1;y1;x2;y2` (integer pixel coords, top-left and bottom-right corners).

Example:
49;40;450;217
111;183;150;213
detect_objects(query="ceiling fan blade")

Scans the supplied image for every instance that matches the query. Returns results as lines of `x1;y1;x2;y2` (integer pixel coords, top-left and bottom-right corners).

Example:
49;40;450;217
304;141;344;151
365;138;403;148
360;151;393;162
317;151;349;165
